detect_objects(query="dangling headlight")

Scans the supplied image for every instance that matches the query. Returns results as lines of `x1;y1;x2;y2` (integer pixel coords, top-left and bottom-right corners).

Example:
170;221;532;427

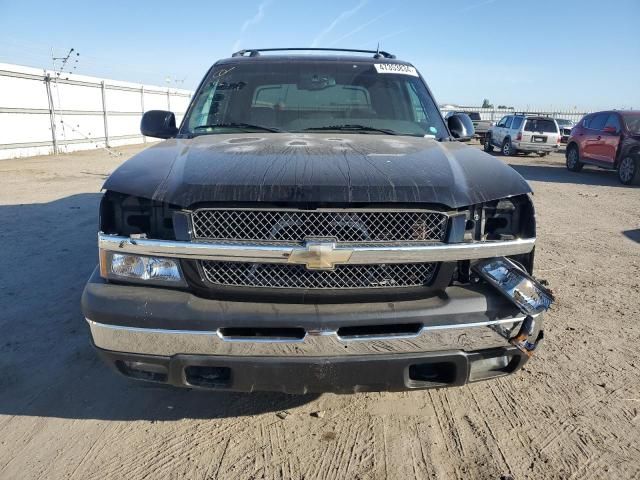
473;257;553;315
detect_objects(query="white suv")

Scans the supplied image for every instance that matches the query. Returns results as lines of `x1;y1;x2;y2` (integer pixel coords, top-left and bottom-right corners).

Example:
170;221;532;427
484;115;560;156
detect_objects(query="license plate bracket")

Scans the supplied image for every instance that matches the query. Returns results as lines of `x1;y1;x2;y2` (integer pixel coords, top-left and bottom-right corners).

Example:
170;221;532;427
532;136;547;143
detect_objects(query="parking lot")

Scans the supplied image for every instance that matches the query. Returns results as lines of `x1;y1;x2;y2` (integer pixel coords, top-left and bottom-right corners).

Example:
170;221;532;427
0;142;639;479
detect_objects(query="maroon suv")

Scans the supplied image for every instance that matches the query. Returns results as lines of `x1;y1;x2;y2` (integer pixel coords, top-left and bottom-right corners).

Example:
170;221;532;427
565;110;640;185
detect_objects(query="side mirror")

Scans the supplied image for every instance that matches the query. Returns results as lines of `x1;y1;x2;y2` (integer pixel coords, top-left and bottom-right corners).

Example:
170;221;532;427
447;113;475;141
602;126;618;135
141;110;178;139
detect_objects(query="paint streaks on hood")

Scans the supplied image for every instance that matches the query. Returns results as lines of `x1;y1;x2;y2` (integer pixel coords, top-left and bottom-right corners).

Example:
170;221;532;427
103;133;531;208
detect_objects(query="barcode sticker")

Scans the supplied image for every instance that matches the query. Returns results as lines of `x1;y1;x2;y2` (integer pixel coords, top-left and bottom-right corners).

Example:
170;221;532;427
374;64;418;76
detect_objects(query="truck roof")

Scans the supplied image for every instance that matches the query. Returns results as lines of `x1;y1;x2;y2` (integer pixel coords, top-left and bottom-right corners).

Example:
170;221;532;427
214;48;413;67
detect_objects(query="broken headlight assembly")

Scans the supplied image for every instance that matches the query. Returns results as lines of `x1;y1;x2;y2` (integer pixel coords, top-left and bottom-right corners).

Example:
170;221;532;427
99;250;186;287
464;195;536;243
473;257;553;316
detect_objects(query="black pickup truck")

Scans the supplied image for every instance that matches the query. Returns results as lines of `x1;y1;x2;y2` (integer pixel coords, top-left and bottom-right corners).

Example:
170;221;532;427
82;48;552;394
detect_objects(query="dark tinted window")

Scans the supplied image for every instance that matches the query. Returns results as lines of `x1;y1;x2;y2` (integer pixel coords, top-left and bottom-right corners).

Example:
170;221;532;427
588;113;608;131
465;112;481;121
524;118;558;133
505;116;513;128
183;61;447;138
582;115;592;128
511;117;524;130
604;114;621;132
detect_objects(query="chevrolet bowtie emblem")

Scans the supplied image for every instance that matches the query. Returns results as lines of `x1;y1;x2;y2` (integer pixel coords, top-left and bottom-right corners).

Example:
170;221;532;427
287;240;353;270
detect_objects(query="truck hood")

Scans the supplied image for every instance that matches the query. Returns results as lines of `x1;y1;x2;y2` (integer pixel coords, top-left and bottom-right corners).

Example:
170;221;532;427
103;133;531;208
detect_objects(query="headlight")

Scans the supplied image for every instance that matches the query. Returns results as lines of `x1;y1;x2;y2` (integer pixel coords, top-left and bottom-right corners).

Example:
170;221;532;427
473;257;553;315
100;250;186;286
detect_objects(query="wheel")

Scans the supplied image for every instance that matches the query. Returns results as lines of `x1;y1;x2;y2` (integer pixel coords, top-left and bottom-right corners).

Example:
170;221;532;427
618;155;640;185
566;145;583;172
501;138;515;156
483;135;494;152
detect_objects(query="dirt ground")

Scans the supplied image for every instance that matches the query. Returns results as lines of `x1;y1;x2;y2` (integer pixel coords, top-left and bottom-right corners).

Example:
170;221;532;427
1;142;639;480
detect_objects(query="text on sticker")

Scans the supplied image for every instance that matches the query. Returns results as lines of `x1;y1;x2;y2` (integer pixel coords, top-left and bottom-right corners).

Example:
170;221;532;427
374;64;418;77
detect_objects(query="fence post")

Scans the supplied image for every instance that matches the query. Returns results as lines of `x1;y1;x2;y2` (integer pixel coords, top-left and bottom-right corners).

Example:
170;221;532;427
141;86;146;143
44;75;58;155
101;81;110;148
166;89;171;111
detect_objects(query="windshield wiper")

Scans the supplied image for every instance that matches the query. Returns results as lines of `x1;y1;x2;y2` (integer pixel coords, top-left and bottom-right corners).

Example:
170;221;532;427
304;125;398;135
193;122;282;133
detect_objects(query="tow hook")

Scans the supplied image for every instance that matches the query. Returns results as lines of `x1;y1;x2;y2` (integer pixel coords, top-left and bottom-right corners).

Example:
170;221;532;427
510;315;543;357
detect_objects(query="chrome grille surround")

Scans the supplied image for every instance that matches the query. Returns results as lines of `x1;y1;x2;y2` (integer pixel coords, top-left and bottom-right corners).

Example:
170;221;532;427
191;208;449;243
200;261;437;289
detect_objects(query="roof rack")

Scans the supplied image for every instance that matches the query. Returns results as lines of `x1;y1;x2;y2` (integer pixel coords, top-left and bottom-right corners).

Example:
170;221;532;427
512;112;551;117
231;48;396;59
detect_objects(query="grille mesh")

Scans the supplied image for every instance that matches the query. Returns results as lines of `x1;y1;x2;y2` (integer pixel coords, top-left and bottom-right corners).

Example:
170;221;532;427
200;261;437;289
191;209;448;243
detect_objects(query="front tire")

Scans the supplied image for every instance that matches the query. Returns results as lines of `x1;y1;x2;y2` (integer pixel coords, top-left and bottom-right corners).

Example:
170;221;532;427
618;155;640;185
566;145;583;172
502;138;515;156
483;135;494;152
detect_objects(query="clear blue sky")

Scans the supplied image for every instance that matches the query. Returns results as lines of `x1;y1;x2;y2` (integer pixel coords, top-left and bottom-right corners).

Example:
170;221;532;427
1;0;638;110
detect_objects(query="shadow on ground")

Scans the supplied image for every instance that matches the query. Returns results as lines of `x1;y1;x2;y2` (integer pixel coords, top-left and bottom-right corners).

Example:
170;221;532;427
0;194;317;422
622;229;640;243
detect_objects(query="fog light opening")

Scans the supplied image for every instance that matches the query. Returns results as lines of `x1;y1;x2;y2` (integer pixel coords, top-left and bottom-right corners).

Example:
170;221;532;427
184;366;232;388
407;361;458;387
115;360;168;383
468;354;517;382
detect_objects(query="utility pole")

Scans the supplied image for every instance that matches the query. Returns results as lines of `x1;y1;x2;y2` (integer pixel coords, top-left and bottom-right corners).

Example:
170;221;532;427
50;48;80;150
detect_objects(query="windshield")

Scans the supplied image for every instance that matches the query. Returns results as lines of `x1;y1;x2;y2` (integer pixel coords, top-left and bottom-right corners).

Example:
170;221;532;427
524;118;558;133
465;112;481;121
622;113;640;134
555;119;571;126
181;61;448;138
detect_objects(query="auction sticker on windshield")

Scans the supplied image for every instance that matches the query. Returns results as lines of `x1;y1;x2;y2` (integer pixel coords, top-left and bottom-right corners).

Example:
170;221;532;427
374;64;418;77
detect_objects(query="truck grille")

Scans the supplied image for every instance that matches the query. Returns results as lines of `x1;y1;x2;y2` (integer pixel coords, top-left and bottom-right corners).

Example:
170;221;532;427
191;209;448;243
200;261;437;289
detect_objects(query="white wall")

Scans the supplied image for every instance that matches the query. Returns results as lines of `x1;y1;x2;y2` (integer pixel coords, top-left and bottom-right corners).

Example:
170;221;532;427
440;106;589;124
0;63;193;160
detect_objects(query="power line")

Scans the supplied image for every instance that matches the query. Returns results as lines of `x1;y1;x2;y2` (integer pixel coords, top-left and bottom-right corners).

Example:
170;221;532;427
51;47;80;76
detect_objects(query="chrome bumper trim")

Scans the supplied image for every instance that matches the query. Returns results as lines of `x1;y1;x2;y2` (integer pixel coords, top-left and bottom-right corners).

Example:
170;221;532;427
87;315;539;357
98;233;535;265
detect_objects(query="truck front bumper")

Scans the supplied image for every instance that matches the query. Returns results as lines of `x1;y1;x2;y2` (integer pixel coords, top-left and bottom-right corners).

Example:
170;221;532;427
96;346;530;394
82;269;543;393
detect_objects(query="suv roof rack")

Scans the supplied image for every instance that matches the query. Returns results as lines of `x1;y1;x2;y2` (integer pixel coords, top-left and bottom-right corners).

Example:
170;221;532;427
512;112;551;117
231;48;396;59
